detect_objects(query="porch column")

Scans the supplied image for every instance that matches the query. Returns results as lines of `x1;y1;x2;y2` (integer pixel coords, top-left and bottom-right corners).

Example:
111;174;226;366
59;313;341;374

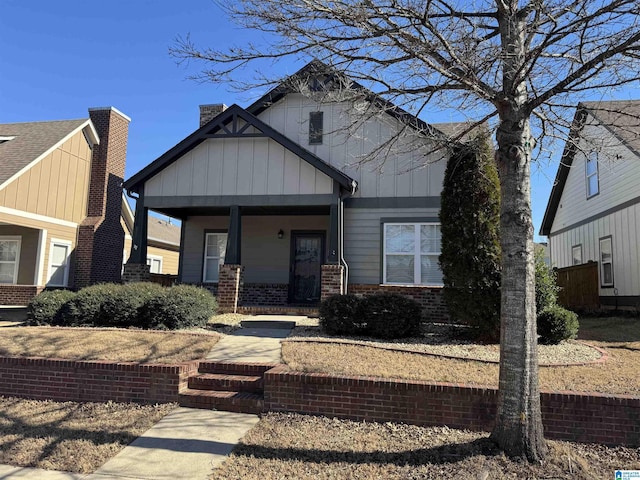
327;202;339;264
321;197;344;300
123;189;150;283
224;205;241;264
218;205;242;312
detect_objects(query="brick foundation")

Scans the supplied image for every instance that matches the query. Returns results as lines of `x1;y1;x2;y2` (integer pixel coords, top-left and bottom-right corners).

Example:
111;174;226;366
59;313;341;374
0;285;44;306
218;264;244;313
321;264;344;301
240;283;289;306
122;263;150;283
0;356;198;404
349;284;448;322
264;366;640;446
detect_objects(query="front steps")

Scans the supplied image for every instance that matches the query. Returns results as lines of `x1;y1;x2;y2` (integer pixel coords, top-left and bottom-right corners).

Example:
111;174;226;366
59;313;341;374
179;361;279;414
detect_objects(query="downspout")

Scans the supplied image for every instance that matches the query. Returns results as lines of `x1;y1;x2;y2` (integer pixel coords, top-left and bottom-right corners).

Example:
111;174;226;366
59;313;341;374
339;180;358;294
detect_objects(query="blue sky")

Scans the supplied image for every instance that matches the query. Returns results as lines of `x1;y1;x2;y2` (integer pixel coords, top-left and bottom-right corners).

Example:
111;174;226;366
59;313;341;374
1;1;636;241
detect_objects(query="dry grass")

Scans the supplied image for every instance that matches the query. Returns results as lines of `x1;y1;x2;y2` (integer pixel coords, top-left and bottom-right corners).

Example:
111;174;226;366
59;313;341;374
213;412;640;479
282;316;640;396
0;396;175;473
0;327;219;363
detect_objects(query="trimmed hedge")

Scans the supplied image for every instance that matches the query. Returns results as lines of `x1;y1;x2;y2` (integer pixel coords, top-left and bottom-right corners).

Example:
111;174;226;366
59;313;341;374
319;294;367;335
26;289;77;326
319;293;422;339
538;305;579;345
139;284;218;330
27;283;218;330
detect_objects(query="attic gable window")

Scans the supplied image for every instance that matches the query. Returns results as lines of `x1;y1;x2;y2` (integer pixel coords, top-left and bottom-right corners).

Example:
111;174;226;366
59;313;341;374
309;111;323;145
586;152;599;198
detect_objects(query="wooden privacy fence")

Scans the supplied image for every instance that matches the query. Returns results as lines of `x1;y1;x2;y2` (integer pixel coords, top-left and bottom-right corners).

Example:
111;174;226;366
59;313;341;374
555;262;599;310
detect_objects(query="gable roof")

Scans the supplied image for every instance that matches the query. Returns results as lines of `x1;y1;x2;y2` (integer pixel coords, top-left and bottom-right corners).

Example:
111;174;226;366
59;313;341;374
246;60;475;143
123;103;356;194
540;99;640;236
0;119;98;189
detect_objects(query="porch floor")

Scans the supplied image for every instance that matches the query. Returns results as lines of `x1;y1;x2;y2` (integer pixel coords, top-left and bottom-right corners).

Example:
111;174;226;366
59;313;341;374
237;305;319;316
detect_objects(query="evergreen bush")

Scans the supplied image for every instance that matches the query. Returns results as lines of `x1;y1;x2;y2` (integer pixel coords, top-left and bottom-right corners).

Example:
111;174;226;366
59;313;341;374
439;133;502;342
99;282;165;328
362;293;422;339
26;289;77;326
318;294;366;335
139;284;218;330
537;304;579;345
59;283;122;326
534;246;559;314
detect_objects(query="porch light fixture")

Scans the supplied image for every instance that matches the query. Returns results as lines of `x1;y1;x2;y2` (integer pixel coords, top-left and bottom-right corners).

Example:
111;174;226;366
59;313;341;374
277;229;284;239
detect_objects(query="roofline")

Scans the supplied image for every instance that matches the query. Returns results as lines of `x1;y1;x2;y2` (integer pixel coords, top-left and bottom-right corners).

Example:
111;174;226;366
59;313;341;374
0;119;98;192
124;103;356;193
121;194;135;234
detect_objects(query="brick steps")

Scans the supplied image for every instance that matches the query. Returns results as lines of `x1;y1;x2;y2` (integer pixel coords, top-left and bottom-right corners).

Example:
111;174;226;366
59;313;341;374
180;361;277;414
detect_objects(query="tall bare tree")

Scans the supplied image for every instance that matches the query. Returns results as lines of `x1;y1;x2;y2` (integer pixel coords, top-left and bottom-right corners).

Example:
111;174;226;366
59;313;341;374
172;0;640;462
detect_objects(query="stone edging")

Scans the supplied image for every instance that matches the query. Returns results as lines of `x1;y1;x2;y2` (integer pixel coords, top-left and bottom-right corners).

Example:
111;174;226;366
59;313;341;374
282;338;609;367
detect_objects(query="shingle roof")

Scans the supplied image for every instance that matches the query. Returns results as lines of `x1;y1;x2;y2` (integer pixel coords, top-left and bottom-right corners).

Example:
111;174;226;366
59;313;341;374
147;217;180;247
539;99;640;236
0;119;88;186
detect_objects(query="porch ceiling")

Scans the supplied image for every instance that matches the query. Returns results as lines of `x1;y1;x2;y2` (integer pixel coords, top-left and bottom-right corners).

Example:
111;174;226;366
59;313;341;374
151;204;331;219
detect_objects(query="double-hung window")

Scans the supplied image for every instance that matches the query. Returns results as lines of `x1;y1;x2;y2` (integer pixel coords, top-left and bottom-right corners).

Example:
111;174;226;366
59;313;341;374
48;239;71;287
203;232;227;282
383;223;442;285
571;245;582;266
0;236;21;284
586;152;599;198
146;255;163;274
599;236;614;287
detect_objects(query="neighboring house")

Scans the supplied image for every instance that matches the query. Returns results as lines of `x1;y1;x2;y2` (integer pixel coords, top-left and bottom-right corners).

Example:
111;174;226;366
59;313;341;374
540;100;640;308
0;107;130;305
121;196;180;274
123;61;472;316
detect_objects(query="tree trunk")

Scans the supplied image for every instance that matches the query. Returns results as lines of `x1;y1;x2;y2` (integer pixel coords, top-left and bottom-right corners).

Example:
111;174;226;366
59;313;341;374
490;1;547;462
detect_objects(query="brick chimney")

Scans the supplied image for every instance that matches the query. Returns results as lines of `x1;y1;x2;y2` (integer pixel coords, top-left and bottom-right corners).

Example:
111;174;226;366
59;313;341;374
75;107;130;289
200;104;227;127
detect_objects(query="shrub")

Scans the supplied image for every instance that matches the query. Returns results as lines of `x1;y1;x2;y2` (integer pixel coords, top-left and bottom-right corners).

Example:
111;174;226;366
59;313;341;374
319;294;366;335
362;293;422;339
99;282;165;328
535;246;559;315
537;304;579;345
139;284;218;330
440;133;502;342
59;283;122;326
27;289;77;326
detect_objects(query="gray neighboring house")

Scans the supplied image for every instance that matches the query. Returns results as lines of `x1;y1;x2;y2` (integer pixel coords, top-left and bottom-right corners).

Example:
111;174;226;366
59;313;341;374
123;61;472;315
540;100;640;308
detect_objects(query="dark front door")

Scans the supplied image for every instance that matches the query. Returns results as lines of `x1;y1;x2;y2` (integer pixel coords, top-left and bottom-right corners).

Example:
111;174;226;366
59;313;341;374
289;231;325;304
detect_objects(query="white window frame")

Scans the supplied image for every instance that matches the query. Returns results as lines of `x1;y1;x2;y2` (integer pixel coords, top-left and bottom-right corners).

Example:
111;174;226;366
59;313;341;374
146;255;163;274
586;151;599;198
599;236;614;287
382;222;442;286
571;244;582;266
0;236;21;285
203;232;227;283
47;238;71;287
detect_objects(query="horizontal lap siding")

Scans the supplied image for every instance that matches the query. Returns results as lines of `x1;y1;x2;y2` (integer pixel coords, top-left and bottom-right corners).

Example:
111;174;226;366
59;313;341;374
344;207;440;284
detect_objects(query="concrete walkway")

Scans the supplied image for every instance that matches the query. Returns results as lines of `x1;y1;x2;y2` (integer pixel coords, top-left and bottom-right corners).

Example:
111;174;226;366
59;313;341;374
0;316;296;480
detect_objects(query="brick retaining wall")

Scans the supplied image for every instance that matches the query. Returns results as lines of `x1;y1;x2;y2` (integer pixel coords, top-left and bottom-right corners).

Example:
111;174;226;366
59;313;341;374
264;365;640;446
0;357;198;404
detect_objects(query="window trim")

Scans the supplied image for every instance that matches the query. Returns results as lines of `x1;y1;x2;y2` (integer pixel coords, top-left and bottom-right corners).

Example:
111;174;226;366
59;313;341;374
202;230;228;283
47;238;71;287
146;254;163;274
586;151;600;199
309;111;323;145
0;236;21;285
599;235;614;287
381;221;442;286
571;244;583;266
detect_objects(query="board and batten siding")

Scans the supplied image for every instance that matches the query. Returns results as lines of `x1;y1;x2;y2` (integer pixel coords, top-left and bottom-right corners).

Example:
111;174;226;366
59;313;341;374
550;119;640;234
257;93;447;199
344;207;440;285
144;136;334;198
549;203;640;297
0;130;92;224
181;215;329;284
